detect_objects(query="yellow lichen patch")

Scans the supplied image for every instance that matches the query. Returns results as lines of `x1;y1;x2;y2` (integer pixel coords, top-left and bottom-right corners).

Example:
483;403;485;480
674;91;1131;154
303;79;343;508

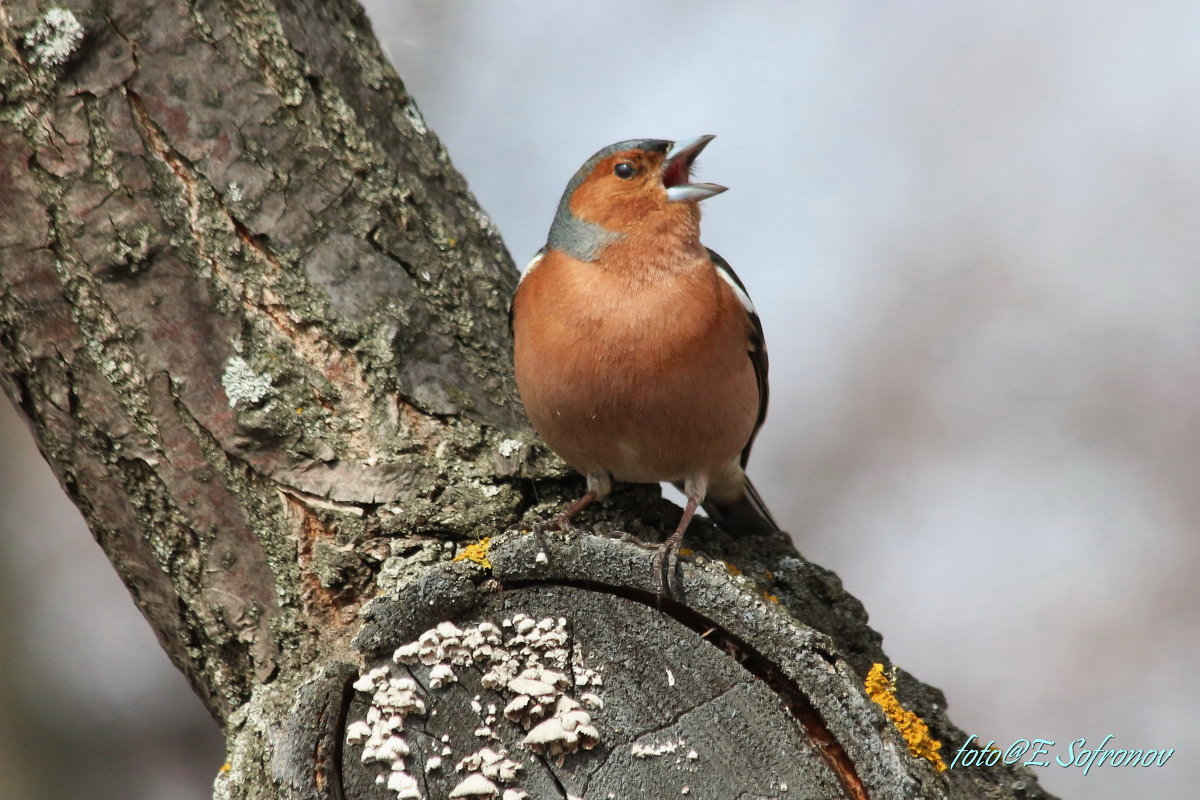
219;763;231;773
724;562;743;576
865;663;947;772
678;547;695;557
452;536;492;569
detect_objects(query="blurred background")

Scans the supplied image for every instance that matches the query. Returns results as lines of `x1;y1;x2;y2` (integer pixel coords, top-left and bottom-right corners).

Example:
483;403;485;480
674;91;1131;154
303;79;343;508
2;2;1196;798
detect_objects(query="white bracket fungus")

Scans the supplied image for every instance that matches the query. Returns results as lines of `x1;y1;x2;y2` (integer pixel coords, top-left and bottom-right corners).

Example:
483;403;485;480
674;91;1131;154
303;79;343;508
448;772;499;799
348;614;605;798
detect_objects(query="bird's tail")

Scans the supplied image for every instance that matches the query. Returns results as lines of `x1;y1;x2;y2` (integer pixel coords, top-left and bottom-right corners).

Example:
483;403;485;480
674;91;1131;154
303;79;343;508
702;477;780;536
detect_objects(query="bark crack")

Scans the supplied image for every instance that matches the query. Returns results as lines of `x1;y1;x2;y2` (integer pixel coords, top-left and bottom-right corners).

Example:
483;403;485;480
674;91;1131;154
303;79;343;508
574;679;748;797
503;577;871;800
16;78;165;448
533;752;571;799
123;80;381;459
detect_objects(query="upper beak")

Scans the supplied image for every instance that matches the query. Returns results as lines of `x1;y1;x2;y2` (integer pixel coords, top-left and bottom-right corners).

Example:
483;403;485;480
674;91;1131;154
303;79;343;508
663;134;727;202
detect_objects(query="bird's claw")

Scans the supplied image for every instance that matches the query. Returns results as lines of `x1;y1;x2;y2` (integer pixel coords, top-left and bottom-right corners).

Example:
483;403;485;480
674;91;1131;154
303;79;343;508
603;529;639;544
505;512;572;536
653;542;682;606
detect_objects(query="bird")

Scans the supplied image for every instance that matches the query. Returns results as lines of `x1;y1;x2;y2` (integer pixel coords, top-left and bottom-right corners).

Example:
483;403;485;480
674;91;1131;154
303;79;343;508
509;135;778;594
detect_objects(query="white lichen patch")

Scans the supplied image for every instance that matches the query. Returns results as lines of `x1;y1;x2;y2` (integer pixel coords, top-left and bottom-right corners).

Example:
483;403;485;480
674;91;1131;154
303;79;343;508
350;614;604;797
401;101;428;135
632;737;687;759
24;7;84;67
473;206;501;238
221;356;272;406
497;439;525;458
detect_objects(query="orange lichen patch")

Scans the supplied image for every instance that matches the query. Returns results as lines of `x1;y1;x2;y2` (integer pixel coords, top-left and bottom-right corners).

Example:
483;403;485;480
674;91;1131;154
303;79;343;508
761;592;779;604
219;763;231;773
452;537;492;569
865;663;947;772
678;547;695;557
724;562;743;576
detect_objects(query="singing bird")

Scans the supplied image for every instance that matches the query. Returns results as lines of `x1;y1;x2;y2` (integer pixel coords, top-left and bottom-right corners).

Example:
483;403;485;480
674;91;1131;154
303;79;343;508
510;136;778;591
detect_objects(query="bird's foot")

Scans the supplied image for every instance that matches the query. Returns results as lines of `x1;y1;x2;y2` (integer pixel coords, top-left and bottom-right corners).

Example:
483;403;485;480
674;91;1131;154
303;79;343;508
505;511;573;536
504;515;565;563
653;541;683;606
600;528;641;545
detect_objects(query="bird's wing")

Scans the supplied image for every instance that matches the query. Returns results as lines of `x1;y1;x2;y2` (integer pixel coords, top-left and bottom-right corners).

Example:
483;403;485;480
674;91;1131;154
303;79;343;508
509;247;548;332
707;248;768;467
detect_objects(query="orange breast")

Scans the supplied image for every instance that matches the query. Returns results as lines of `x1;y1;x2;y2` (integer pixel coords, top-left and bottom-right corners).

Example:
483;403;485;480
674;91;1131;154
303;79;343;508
511;248;758;486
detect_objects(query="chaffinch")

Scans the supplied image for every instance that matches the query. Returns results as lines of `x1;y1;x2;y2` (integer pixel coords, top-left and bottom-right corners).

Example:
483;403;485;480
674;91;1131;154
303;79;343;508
510;135;778;592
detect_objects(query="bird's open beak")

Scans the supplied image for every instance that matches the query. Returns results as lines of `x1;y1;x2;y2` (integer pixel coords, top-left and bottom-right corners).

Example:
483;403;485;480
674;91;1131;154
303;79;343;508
663;135;728;202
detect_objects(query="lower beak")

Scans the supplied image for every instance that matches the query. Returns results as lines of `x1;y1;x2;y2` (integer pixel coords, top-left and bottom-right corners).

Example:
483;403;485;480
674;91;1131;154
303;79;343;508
663;135;728;202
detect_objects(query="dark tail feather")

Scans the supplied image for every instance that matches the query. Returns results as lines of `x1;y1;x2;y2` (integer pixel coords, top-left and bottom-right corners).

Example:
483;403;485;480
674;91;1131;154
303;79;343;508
702;477;780;536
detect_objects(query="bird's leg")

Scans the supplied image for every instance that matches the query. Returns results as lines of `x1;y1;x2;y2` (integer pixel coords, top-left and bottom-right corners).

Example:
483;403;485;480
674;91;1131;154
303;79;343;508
545;490;597;532
655;495;699;602
508;490;597;535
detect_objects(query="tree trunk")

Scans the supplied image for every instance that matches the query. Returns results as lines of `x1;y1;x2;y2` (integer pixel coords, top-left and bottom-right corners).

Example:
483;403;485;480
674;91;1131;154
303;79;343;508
0;2;1054;798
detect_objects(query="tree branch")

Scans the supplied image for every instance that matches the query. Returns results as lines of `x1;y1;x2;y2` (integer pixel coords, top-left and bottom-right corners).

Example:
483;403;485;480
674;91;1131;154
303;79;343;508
1;1;1055;798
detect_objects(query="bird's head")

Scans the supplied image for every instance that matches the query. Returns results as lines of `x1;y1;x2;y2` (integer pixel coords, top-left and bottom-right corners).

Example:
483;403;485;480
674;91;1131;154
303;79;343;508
547;136;726;262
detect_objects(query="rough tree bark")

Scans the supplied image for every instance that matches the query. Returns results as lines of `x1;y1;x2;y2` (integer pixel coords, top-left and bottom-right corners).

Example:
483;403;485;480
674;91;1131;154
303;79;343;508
0;2;1055;799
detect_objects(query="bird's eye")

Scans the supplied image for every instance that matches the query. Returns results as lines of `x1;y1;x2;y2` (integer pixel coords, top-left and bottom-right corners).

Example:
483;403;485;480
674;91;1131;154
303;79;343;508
613;162;636;179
